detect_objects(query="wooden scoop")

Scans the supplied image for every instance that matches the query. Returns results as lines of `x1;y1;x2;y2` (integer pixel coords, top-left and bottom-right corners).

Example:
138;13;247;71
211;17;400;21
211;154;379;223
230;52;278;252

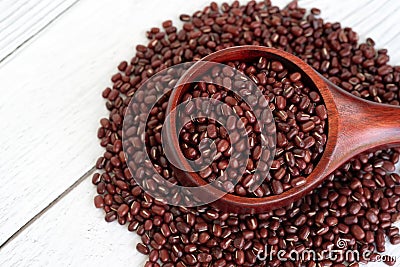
166;45;400;214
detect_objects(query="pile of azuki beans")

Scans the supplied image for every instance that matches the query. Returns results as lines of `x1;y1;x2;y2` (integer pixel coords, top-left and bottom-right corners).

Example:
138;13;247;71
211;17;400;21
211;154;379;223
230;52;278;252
94;1;400;266
178;58;328;197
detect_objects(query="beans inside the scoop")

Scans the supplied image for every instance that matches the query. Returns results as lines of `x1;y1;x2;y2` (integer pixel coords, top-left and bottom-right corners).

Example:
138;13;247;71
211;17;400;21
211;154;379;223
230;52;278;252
178;58;328;197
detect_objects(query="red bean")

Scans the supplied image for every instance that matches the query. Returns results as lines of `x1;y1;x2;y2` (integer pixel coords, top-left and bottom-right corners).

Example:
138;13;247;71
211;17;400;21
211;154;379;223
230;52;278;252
94;195;104;208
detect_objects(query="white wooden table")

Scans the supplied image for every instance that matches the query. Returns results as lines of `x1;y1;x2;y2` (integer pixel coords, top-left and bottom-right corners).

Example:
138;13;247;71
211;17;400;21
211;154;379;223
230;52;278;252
0;0;400;266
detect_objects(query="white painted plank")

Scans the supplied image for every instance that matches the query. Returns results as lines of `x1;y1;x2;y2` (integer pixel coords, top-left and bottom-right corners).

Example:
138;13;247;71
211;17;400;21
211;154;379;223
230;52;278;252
0;0;400;266
0;0;79;62
0;174;148;267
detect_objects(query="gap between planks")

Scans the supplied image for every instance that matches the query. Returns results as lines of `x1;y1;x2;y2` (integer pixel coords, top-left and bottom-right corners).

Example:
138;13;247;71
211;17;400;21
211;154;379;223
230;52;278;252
0;166;95;250
0;0;81;64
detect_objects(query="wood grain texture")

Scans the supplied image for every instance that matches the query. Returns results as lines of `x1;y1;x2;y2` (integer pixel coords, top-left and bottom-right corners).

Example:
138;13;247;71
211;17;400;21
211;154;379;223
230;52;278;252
0;172;148;267
0;0;400;266
0;0;156;244
0;0;79;62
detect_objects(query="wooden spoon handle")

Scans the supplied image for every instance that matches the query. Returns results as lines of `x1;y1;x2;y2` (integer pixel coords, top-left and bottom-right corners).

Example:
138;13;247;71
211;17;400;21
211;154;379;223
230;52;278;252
326;80;400;171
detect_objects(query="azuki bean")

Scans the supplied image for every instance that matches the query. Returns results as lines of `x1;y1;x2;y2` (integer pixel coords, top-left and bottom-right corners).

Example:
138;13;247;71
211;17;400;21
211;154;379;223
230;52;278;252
137;243;150;255
176;221;190;234
197;253;212;263
366;210;379;224
390;235;400;245
94;195;105;208
271;180;284;195
351;225;366;240
348;202;361;215
117;204;129;217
